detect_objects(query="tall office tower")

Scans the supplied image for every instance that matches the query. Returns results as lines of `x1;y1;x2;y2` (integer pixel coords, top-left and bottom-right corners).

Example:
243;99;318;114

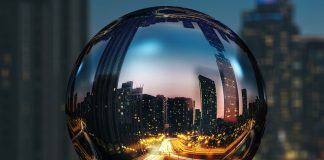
0;0;88;159
198;23;239;123
215;54;240;123
242;89;248;118
198;75;217;133
167;97;194;135
300;37;324;159
115;81;143;140
240;0;300;159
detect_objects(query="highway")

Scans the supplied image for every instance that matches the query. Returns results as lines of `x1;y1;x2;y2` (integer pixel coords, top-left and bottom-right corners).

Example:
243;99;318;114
136;120;253;159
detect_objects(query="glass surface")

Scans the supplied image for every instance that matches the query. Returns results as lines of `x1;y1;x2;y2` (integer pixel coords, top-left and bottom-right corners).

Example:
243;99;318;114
66;6;267;160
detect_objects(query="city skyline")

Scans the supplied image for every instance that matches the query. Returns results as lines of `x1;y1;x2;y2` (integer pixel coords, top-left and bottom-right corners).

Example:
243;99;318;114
117;20;259;118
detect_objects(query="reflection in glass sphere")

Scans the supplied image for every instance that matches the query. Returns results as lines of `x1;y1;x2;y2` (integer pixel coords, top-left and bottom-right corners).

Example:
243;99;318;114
66;6;267;160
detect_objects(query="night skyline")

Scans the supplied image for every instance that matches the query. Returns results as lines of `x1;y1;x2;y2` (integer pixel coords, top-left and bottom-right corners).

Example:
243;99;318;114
117;19;259;118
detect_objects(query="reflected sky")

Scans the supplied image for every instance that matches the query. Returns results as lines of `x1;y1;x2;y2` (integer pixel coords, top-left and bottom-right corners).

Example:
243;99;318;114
74;38;110;102
118;21;258;118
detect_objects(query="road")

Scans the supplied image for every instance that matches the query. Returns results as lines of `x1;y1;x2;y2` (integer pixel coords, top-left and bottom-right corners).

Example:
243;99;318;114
137;121;253;159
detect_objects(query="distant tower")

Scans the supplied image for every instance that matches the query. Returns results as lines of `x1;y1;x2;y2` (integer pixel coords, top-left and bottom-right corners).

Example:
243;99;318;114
198;75;217;133
242;89;248;118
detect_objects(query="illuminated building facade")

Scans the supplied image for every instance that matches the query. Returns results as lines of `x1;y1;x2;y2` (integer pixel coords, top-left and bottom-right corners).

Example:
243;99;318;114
198;22;240;123
198;75;217;133
300;37;324;158
116;81;143;141
156;95;168;130
142;94;164;135
241;0;302;159
167;97;194;135
216;54;240;122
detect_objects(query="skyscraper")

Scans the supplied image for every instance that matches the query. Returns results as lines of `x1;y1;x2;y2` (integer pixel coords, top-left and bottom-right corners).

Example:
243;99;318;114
0;0;88;159
156;95;167;129
142;94;164;135
215;54;240;123
194;109;201;130
300;37;324;159
241;0;300;159
198;22;240;123
242;89;248;118
115;81;143;140
167;97;194;135
198;75;217;133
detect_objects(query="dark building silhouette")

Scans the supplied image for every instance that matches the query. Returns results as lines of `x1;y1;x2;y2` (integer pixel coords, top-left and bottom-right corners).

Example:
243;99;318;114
194;109;201;130
198;75;217;133
242;89;248;118
167;97;194;135
0;0;88;159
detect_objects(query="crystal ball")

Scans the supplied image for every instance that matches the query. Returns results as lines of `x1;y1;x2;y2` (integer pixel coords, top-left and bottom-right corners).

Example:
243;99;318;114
66;6;267;160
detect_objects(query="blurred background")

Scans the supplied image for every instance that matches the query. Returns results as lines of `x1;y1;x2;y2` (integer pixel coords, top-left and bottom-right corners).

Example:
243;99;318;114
0;0;323;159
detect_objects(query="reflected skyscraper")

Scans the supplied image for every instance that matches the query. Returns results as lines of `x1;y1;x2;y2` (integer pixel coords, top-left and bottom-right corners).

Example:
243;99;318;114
242;89;248;118
167;97;194;134
142;94;164;135
194;109;202;130
198;75;217;133
198;21;240;123
215;53;240;122
116;81;143;141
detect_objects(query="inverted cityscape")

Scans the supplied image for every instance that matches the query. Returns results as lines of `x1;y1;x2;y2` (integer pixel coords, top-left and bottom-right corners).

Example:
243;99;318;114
66;7;267;160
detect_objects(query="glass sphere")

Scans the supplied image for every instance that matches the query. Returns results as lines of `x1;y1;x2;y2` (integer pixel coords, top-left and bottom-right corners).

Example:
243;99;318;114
66;6;267;160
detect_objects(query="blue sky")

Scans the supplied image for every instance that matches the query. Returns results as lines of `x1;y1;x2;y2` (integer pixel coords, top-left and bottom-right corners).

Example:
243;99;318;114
90;0;324;38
